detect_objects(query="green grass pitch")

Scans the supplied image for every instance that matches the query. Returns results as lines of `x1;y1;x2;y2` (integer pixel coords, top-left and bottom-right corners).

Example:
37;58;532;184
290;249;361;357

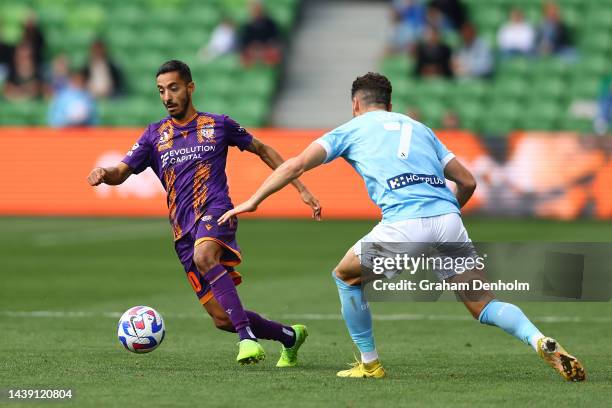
1;217;611;407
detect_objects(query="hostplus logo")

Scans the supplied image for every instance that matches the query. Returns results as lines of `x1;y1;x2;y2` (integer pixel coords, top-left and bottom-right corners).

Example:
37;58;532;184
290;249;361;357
161;145;216;168
387;173;445;190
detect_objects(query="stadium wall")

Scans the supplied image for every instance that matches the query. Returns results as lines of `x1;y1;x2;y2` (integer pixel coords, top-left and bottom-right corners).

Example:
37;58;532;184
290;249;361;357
1;128;611;220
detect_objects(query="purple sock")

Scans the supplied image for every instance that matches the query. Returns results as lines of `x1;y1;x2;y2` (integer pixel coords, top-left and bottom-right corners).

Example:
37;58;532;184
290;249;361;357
205;265;256;341
246;311;296;348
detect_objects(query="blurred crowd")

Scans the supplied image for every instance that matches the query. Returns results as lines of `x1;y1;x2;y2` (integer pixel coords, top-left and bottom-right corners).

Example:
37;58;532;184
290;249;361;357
0;12;125;126
388;0;577;80
199;1;282;67
0;1;607;132
0;1;283;128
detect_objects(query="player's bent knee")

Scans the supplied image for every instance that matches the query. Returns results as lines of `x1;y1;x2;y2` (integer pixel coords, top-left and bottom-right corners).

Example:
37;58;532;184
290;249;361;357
334;267;347;282
334;266;360;285
464;298;496;321
334;248;362;285
193;251;219;275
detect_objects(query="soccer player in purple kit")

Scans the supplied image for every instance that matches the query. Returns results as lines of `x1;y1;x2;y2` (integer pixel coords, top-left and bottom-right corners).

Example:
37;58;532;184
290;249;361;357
87;60;321;366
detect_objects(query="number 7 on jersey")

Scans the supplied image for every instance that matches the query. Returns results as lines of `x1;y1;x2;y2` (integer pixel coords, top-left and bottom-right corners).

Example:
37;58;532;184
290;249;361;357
383;121;413;160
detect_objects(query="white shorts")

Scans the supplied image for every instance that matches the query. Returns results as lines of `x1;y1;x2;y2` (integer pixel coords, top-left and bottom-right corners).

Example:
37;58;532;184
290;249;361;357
353;212;475;280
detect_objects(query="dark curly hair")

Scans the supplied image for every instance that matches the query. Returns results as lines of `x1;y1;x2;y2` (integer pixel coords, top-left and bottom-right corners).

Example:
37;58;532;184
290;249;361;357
351;72;392;109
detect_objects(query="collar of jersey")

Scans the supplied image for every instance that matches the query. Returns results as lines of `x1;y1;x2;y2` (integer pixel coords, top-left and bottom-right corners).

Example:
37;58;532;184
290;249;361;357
171;112;199;127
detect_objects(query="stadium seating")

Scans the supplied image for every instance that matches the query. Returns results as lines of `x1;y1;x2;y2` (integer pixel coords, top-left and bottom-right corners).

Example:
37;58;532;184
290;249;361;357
0;0;301;126
381;0;612;134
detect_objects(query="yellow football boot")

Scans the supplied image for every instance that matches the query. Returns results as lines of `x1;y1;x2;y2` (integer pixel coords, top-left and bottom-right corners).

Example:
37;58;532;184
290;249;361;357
236;339;265;365
336;359;386;378
537;337;585;382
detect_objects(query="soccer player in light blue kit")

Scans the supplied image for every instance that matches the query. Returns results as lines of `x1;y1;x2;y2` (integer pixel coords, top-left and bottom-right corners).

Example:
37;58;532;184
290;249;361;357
219;73;585;381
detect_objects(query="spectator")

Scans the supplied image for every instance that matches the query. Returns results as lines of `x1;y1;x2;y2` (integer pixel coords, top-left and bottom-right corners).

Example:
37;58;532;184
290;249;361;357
21;12;46;68
413;26;453;78
387;10;413;54
48;69;97;127
240;1;281;66
395;0;427;33
387;0;427;53
497;9;536;56
46;53;70;94
83;39;124;98
425;5;452;35
428;0;468;31
594;75;612;135
406;106;423;121
394;0;427;28
0;22;14;83
453;23;493;78
537;1;575;58
442;109;460;129
198;18;237;62
3;42;42;100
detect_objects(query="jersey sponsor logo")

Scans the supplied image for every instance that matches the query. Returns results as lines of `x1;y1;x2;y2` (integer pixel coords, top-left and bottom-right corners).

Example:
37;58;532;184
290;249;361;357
126;142;139;157
160;145;216;168
387;173;445;190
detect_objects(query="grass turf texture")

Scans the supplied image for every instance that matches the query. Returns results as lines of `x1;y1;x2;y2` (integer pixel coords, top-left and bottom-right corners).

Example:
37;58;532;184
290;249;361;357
1;217;611;407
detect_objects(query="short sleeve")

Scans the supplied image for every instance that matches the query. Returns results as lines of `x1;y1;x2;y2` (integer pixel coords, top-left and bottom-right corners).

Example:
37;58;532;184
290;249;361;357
428;127;455;168
122;126;154;174
225;116;253;151
314;124;351;163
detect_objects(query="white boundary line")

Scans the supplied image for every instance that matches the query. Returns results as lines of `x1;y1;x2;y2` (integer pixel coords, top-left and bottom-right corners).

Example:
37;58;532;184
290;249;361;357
1;310;611;323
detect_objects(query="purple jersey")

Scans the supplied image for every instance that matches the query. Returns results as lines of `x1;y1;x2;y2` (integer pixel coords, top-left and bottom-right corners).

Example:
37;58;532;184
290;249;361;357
122;112;253;240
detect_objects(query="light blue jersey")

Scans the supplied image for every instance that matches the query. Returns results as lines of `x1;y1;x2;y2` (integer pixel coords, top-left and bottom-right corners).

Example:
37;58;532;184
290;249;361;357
316;110;459;223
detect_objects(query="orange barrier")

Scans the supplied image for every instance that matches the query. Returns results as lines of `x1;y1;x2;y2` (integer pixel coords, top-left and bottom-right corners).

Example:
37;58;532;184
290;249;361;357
0;128;380;218
1;128;610;219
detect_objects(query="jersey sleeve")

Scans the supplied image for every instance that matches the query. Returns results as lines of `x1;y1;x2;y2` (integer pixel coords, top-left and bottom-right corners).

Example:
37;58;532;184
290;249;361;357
224;115;253;151
428;127;455;168
314;124;352;163
122;126;154;174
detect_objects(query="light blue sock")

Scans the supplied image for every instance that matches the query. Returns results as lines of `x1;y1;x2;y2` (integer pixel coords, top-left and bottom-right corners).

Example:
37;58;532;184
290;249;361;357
479;300;544;351
333;272;376;355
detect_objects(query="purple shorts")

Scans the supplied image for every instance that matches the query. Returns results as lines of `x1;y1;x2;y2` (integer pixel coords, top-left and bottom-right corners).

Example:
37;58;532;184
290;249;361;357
174;213;242;305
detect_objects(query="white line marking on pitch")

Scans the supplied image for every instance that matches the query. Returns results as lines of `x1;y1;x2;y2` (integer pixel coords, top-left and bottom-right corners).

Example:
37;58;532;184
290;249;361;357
1;310;610;324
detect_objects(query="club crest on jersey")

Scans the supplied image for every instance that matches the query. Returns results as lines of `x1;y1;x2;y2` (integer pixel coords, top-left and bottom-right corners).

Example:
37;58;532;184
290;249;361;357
160;132;170;143
157;121;174;152
197;115;216;144
201;215;213;222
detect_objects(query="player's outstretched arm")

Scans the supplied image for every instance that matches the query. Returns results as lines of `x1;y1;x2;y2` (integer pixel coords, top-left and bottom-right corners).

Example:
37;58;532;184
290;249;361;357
219;142;327;224
443;158;477;208
245;137;322;219
87;162;133;186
